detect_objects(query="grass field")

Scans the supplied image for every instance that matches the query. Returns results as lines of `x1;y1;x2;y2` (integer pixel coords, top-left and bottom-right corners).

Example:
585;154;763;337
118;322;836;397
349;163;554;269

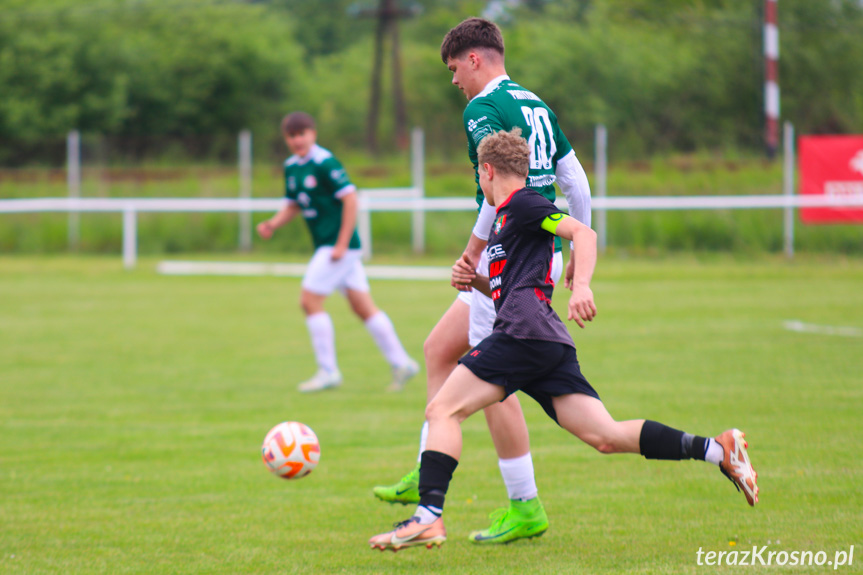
1;255;862;574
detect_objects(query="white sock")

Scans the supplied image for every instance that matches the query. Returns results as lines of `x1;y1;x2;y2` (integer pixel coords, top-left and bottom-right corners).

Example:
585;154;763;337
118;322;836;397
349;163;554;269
305;312;337;373
414;505;441;525
705;438;724;466
498;452;538;501
364;311;410;367
417;421;429;462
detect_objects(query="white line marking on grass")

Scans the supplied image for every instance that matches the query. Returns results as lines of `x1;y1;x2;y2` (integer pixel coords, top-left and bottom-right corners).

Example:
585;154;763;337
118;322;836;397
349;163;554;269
783;320;863;338
157;260;452;281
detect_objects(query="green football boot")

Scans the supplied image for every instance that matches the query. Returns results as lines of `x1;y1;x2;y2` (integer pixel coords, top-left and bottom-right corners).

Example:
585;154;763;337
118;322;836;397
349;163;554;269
468;497;549;544
372;463;421;505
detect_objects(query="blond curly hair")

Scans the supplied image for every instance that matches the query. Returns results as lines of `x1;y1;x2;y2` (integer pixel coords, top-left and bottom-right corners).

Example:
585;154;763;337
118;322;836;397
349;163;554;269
477;128;529;179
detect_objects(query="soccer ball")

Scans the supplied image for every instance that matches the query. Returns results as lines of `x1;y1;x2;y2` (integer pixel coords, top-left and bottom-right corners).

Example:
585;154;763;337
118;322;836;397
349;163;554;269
261;421;320;479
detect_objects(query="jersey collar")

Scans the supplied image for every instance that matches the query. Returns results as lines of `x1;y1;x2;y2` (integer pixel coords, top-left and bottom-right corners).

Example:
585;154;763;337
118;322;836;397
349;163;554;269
471;75;510;102
496;187;523;213
291;144;321;166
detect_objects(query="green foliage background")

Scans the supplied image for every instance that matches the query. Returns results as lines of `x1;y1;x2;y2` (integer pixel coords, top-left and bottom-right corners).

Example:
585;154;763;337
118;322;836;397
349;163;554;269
2;0;862;257
1;0;862;162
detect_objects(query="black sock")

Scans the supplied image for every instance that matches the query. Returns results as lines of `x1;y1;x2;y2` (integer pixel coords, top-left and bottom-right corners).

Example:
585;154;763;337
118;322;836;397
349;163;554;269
641;421;709;460
640;420;685;460
418;450;459;512
682;433;709;461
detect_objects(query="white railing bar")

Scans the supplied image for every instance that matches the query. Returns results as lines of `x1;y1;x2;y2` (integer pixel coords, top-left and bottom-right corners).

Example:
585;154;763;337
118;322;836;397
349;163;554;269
4;194;863;214
4;194;863;215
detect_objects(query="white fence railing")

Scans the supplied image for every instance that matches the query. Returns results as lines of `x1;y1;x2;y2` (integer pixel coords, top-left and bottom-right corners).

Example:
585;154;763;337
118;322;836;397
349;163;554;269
2;193;863;269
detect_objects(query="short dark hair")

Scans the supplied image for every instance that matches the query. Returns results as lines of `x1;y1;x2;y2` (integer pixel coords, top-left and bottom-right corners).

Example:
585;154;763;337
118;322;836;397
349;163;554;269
281;112;315;135
440;17;504;63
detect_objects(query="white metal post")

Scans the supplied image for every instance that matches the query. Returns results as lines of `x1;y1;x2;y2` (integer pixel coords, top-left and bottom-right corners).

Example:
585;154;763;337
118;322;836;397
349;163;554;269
238;130;253;251
359;195;372;261
67;130;81;250
411;127;425;254
595;125;608;253
123;206;137;269
783;122;795;259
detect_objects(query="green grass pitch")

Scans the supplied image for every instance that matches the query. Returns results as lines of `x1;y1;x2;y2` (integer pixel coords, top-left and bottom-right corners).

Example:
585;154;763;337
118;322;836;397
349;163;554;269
1;255;861;574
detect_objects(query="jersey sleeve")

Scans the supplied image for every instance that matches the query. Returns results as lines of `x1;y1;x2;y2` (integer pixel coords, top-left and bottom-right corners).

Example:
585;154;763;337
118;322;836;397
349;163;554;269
472;198;497;240
511;189;565;232
320;156;356;199
555;150;591;227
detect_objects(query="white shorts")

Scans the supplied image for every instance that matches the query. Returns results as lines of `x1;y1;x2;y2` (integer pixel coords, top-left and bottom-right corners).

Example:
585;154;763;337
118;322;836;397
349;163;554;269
460;250;564;346
301;246;369;295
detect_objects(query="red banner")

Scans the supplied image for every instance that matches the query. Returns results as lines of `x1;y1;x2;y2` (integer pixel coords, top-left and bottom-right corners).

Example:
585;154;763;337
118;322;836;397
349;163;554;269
799;135;863;224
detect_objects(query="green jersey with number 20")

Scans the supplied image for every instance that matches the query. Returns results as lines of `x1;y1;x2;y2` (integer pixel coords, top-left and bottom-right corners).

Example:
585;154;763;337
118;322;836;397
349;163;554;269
464;76;573;251
464;76;573;205
284;144;361;250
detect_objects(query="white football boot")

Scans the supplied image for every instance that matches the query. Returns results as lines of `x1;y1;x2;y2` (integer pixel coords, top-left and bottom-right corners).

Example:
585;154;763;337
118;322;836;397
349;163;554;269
388;358;420;392
297;369;342;393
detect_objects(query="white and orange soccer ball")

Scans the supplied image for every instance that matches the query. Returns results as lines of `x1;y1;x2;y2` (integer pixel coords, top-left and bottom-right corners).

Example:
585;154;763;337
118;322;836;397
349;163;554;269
261;421;320;479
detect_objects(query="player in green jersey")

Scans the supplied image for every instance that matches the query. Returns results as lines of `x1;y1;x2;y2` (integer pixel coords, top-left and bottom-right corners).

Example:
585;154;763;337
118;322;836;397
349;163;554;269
258;112;419;393
373;18;593;544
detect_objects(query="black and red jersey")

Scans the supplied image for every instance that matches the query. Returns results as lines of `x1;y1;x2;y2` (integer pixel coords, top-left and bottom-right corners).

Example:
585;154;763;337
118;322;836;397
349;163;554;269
487;187;573;347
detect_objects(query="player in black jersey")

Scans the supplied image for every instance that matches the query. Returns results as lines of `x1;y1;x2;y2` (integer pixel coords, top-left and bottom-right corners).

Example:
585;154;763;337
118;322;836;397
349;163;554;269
369;129;758;552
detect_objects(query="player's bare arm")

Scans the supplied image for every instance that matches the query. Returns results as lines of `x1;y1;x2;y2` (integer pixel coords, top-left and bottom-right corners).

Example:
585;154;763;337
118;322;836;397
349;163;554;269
463;232;488;267
257;202;300;240
546;215;597;328
331;191;358;261
451;234;488;292
555;151;593;290
468;272;491;298
451;253;491;297
451;253;475;288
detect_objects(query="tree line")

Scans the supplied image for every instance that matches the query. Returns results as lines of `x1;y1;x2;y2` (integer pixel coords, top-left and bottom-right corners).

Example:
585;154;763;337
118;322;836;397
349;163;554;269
1;0;861;165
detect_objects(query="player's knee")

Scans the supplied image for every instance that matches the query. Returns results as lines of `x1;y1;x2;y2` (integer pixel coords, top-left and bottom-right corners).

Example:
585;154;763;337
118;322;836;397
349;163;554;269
300;294;322;316
299;298;313;315
424;399;445;423
425;397;462;424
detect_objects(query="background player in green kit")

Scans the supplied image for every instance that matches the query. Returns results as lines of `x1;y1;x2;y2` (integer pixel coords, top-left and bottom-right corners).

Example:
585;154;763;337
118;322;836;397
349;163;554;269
258;112;419;393
373;18;592;544
368;129;758;552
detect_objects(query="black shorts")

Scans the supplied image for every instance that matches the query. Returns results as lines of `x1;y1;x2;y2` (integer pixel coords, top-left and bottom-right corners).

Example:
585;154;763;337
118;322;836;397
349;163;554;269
458;332;600;424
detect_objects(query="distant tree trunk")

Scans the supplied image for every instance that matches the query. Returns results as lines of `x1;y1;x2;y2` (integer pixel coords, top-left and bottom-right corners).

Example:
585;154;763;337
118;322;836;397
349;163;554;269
366;0;409;154
391;9;408;151
366;0;387;155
